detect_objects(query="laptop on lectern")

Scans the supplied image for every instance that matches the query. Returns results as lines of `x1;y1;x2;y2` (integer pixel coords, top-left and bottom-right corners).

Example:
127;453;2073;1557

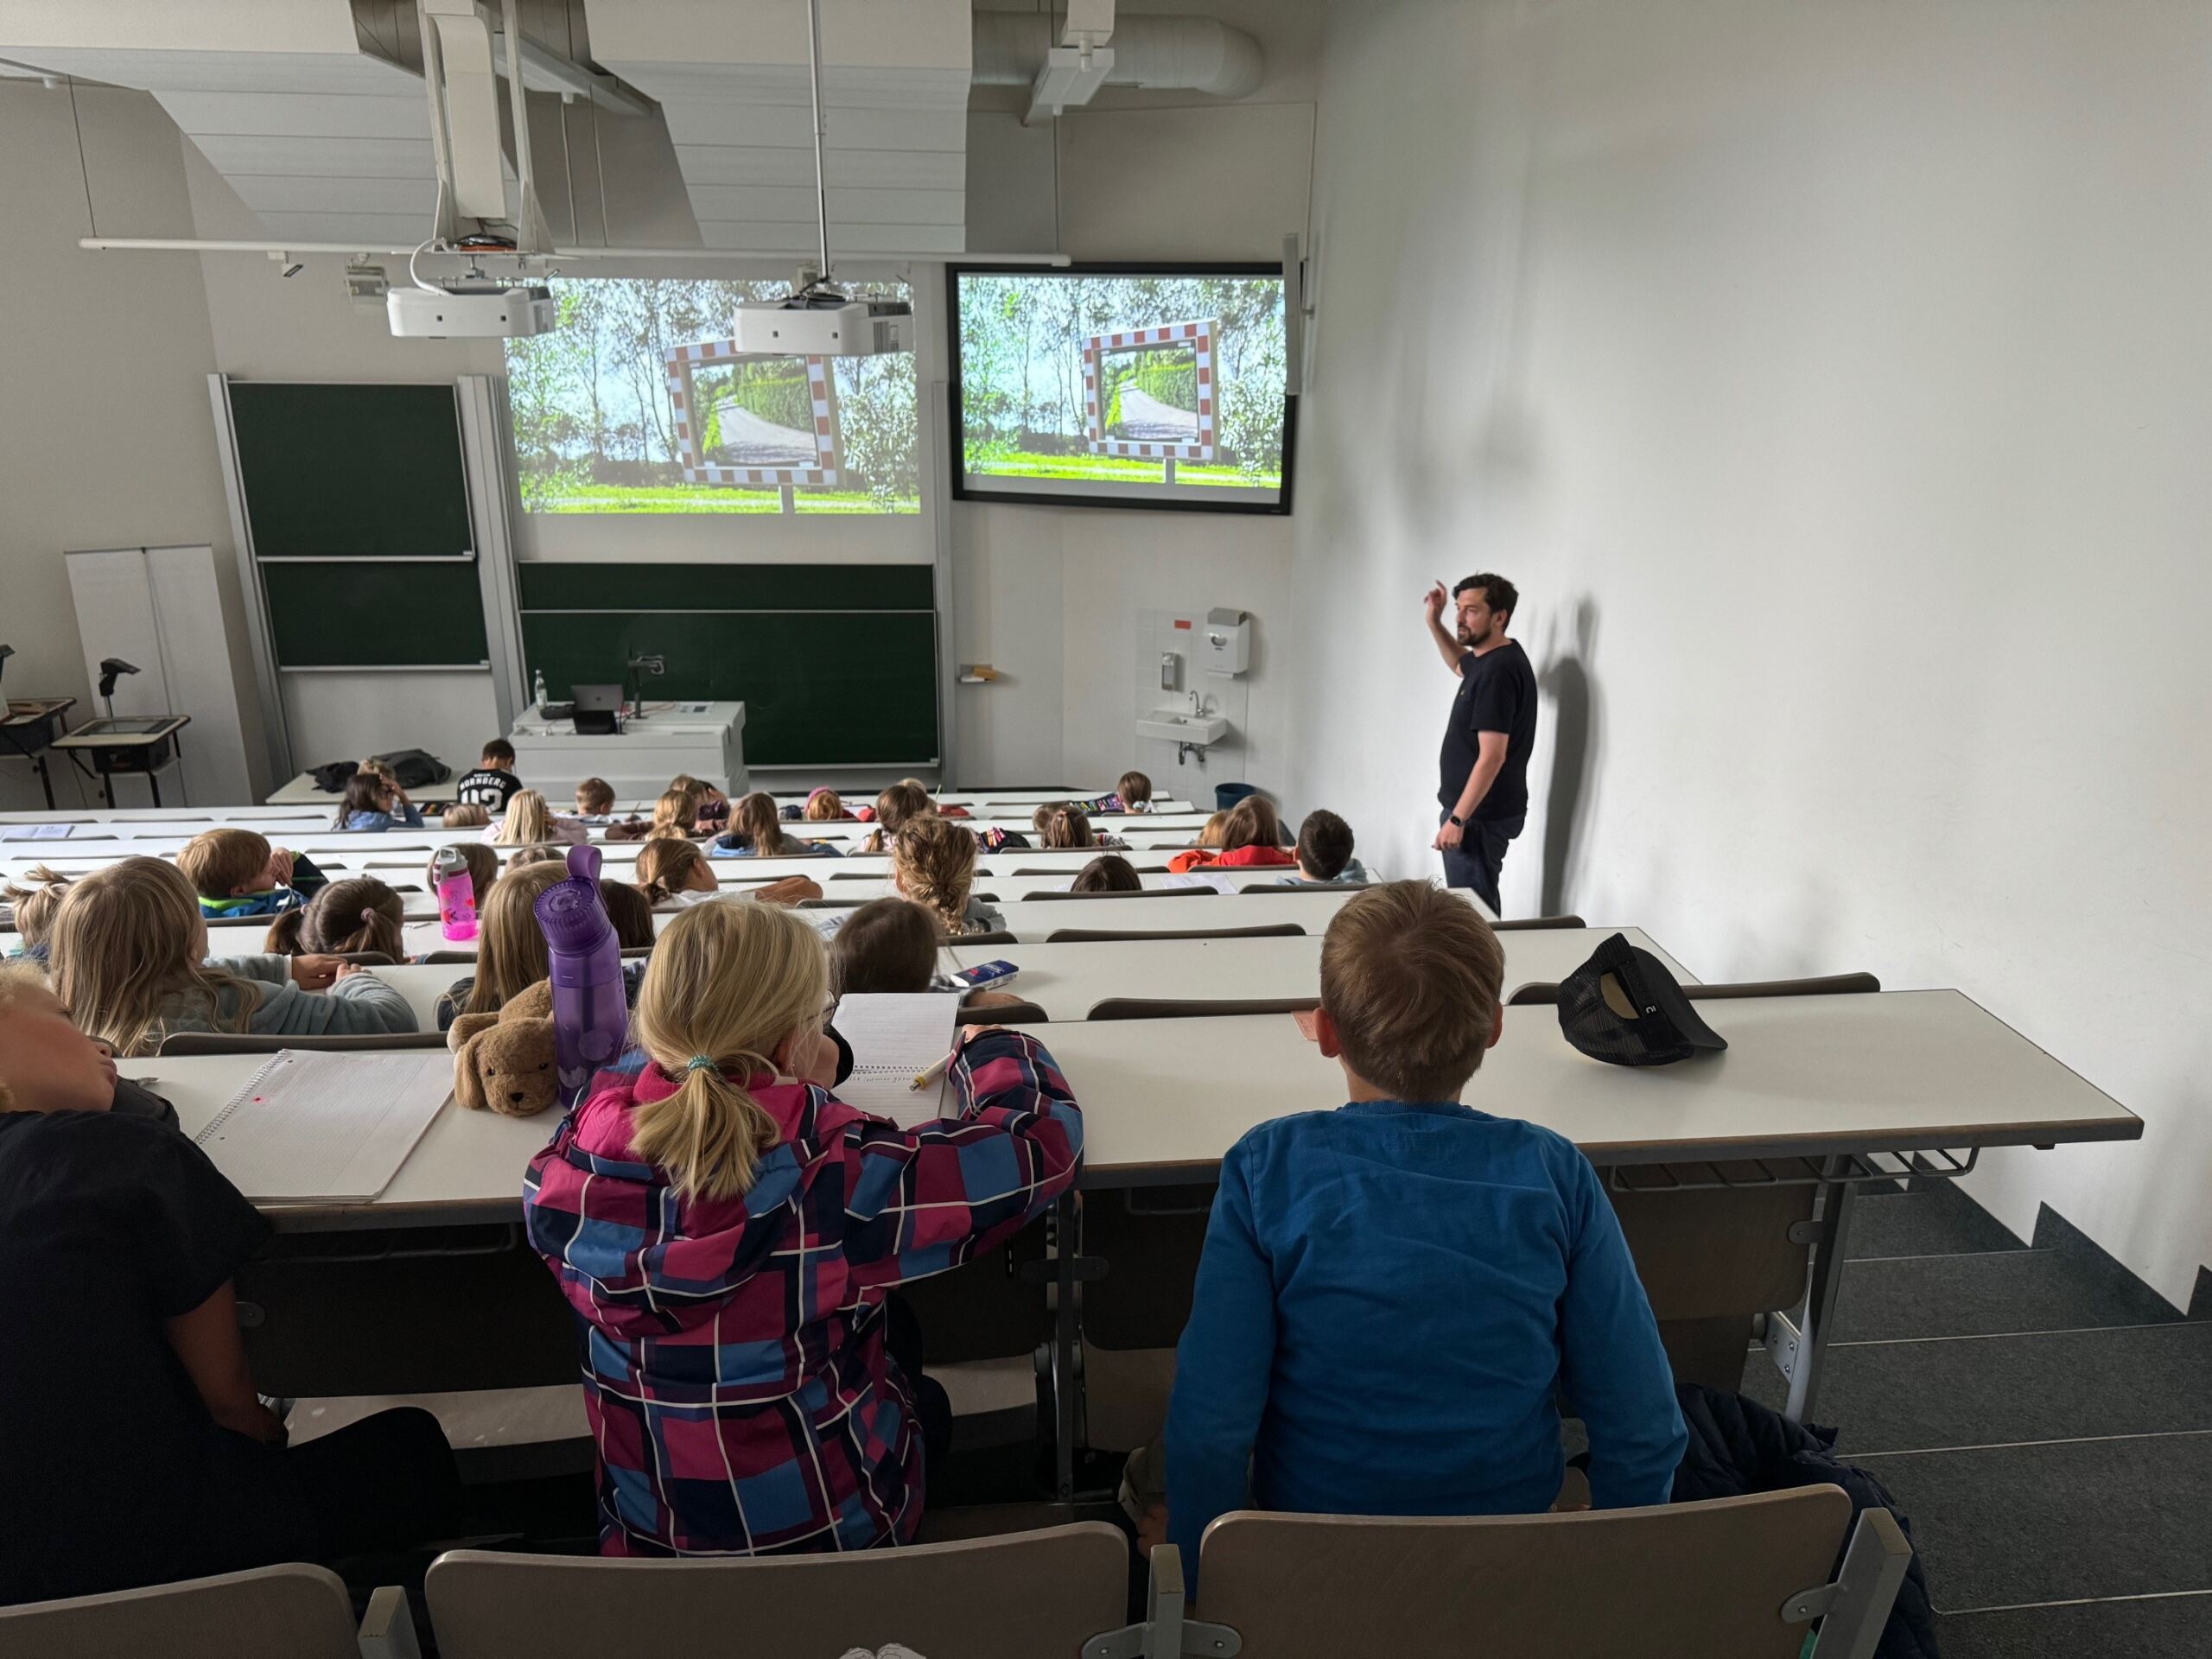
571;683;623;736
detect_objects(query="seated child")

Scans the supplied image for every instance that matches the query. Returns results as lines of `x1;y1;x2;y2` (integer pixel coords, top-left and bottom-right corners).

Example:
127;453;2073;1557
575;777;618;819
507;844;566;870
598;879;656;950
263;877;408;961
1275;809;1373;887
453;738;524;814
0;965;460;1606
50;860;416;1055
803;787;849;822
857;781;933;853
177;828;329;920
330;771;424;832
830;898;1026;1006
1167;798;1295;874
2;865;72;963
1039;806;1128;852
891;817;1002;938
435;861;573;1030
488;788;589;848
669;773;730;830
524;900;1082;1555
636;839;823;910
439;802;490;829
645;784;705;842
1160;882;1685;1572
1090;769;1154;816
1072;854;1143;893
712;791;842;859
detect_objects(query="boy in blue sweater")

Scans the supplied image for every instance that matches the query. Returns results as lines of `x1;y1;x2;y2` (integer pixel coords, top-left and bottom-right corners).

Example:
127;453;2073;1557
1161;880;1686;1571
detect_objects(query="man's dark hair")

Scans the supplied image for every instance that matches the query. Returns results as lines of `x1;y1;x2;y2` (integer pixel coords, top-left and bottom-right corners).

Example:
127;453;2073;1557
1453;573;1519;622
481;737;517;765
1296;810;1357;880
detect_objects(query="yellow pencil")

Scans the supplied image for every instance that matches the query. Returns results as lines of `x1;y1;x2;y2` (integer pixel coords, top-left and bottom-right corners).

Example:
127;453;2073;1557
910;1051;954;1092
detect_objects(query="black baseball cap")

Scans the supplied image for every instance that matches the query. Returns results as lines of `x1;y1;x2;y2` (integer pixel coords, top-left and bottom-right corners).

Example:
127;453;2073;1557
1557;932;1726;1066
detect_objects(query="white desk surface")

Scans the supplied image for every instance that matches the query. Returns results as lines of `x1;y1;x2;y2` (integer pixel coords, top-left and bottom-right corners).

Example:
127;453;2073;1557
938;928;1692;1020
511;701;745;739
116;989;2139;1228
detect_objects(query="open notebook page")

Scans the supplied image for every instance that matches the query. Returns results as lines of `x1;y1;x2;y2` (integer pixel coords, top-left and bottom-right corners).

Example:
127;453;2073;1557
833;993;963;1129
194;1048;451;1202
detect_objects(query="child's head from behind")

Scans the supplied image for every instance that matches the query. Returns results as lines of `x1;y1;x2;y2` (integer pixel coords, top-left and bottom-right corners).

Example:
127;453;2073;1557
467;860;570;1014
1196;810;1230;849
575;777;616;816
1;865;73;950
650;784;703;839
50;857;230;1056
441;802;490;829
1072;854;1142;893
1296;810;1357;881
1220;796;1283;853
481;738;516;772
0;965;115;1116
831;898;939;995
495;790;553;845
266;877;404;958
890;817;978;932
600;879;656;950
1318;881;1504;1103
1117;770;1153;809
629;901;831;1201
177;827;280;899
1040;807;1096;850
736;791;786;852
507;844;564;871
636;836;714;904
874;782;932;834
803;787;843;822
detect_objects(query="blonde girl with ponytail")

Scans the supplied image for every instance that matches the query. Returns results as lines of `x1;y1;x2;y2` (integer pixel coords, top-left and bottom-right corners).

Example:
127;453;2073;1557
489;788;588;848
524;899;1085;1557
50;858;414;1056
889;817;1002;937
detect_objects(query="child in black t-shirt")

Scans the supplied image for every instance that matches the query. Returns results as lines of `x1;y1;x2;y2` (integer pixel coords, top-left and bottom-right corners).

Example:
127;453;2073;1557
453;737;524;813
0;967;461;1606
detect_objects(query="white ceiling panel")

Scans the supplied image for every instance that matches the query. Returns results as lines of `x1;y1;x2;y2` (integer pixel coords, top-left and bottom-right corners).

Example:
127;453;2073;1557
191;134;437;179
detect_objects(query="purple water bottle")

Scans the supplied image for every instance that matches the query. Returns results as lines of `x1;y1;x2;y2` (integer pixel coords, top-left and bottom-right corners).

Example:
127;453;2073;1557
432;845;478;942
535;844;629;1106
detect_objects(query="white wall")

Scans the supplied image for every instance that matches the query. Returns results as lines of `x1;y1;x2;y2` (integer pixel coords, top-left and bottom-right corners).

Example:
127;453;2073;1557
0;80;246;809
1289;0;2212;1306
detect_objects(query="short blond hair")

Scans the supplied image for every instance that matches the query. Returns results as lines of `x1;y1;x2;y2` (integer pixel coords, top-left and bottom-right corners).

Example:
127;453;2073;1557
803;789;843;822
1;866;73;950
575;777;616;815
629;901;829;1201
1319;881;1504;1103
176;827;272;899
442;802;491;829
494;790;553;846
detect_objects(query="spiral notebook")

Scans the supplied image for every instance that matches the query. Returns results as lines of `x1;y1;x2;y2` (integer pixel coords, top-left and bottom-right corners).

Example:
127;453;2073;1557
193;1049;453;1202
833;993;962;1129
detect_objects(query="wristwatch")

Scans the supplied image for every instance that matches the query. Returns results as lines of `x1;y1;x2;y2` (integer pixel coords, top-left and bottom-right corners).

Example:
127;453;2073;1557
1447;813;1465;829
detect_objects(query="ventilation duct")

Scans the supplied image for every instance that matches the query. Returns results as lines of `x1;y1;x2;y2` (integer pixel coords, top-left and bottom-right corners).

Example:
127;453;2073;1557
970;10;1263;102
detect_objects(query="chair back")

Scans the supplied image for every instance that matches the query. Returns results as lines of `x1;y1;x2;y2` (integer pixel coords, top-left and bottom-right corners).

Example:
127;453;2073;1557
0;1563;362;1659
1236;880;1364;893
1012;865;1169;875
426;1524;1129;1659
1020;886;1207;903
1045;923;1306;944
960;930;1020;946
1198;1489;1855;1659
1510;971;1880;1007
421;949;476;965
968;997;1050;1025
1089;995;1318;1020
157;1030;446;1055
1491;914;1588;930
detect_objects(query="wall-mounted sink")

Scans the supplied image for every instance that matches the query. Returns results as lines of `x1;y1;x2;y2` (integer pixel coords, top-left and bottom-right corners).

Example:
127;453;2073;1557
1137;709;1232;746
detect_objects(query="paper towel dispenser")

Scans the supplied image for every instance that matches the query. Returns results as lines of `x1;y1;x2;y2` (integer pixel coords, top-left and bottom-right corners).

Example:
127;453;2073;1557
1203;608;1249;676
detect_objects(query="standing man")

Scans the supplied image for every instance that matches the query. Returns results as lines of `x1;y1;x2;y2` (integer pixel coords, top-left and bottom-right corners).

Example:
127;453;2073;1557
1425;575;1537;913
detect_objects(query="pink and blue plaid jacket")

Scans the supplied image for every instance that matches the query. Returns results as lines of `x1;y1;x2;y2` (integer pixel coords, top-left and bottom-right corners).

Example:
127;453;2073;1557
523;1029;1082;1556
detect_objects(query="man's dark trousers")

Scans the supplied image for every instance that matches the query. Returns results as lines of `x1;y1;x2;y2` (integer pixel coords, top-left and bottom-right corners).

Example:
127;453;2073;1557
1439;810;1522;915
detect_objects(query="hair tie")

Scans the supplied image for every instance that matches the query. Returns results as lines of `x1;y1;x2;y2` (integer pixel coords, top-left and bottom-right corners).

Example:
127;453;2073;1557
685;1055;718;1073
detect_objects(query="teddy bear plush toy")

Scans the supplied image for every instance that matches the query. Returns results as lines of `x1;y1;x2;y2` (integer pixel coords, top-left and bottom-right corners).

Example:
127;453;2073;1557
448;978;563;1116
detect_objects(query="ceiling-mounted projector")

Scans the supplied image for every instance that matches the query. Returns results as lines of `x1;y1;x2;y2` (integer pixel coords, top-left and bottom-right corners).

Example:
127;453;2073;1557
731;292;914;357
389;283;557;339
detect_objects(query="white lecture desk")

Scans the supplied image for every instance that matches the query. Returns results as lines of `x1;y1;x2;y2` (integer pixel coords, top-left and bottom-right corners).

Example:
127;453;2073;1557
366;927;1681;1031
116;988;2140;1424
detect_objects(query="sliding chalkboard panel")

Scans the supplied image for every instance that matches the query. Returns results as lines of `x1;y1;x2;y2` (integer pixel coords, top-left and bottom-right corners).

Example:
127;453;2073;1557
263;563;489;668
516;563;938;766
230;383;474;559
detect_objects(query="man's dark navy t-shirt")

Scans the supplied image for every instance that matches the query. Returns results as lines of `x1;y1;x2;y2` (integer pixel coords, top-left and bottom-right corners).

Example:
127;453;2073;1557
1438;639;1538;821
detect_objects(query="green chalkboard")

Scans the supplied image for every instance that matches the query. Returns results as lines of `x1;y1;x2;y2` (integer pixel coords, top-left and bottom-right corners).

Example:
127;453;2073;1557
264;563;489;668
516;563;938;766
230;383;474;558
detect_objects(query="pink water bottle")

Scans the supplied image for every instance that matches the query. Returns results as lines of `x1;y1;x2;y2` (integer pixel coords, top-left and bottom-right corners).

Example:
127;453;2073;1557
433;845;478;941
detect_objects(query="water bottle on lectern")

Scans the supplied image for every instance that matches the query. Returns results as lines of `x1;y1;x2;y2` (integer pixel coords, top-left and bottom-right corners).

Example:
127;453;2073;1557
432;845;478;942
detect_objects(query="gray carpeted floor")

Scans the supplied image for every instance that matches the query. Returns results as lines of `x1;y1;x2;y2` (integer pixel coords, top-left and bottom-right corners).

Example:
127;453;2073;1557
1757;1179;2211;1656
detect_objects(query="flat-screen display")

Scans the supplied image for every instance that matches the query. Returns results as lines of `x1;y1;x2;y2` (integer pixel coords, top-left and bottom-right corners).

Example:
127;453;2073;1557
503;277;918;515
950;264;1294;512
